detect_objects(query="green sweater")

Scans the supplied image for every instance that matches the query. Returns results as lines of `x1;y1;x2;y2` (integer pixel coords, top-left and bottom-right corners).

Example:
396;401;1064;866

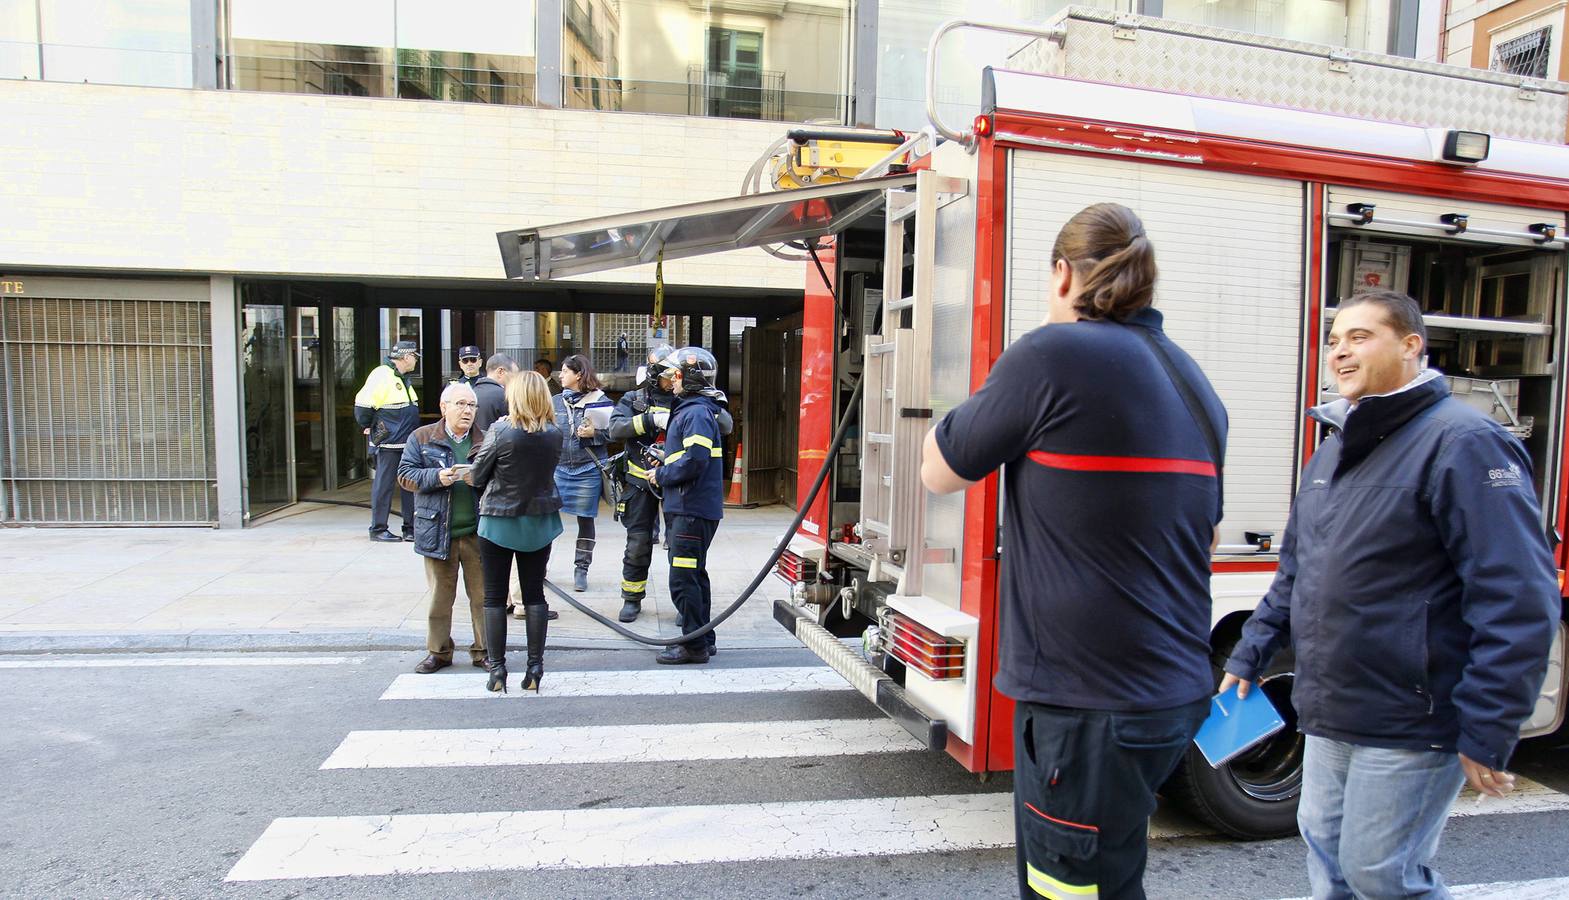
449;431;477;538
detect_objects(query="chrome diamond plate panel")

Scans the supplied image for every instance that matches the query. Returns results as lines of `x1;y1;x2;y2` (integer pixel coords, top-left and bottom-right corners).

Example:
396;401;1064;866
1008;10;1568;143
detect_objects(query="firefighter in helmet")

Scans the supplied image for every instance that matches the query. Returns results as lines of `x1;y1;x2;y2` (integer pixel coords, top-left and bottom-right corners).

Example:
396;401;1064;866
606;344;677;622
648;346;726;664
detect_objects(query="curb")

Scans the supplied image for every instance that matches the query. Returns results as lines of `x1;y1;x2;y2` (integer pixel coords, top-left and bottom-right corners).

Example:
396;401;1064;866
0;629;805;655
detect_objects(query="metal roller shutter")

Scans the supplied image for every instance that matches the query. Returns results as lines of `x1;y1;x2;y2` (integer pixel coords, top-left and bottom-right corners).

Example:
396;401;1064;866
1;284;217;525
1006;151;1305;544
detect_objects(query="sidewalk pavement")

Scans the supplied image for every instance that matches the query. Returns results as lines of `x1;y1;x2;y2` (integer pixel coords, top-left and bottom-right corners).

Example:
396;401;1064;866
0;502;802;655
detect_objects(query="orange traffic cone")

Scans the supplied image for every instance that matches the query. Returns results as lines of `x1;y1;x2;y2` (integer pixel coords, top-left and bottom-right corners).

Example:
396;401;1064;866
726;442;746;505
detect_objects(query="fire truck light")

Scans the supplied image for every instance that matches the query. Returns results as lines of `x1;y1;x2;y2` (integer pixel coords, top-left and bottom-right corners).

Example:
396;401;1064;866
1442;130;1490;164
972;115;993;138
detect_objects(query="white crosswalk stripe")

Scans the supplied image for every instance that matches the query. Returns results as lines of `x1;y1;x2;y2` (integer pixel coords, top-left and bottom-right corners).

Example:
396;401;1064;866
232;660;1569;889
379;665;854;700
1275;874;1569;899
321;718;924;769
225;793;1015;882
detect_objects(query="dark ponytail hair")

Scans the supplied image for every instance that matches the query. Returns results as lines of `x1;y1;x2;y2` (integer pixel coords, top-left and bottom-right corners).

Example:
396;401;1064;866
1051;203;1158;322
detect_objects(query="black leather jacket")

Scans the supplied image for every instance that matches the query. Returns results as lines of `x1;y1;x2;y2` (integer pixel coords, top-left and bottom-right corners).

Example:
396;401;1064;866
471;421;565;517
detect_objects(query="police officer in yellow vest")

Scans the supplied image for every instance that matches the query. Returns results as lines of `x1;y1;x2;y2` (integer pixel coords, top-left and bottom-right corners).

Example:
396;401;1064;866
355;341;421;542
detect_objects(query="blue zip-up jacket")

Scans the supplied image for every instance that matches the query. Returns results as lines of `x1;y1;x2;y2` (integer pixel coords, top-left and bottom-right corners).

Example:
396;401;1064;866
657;393;725;521
1226;371;1560;769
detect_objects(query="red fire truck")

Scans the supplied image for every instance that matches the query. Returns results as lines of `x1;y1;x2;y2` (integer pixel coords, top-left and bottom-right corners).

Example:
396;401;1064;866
499;10;1569;839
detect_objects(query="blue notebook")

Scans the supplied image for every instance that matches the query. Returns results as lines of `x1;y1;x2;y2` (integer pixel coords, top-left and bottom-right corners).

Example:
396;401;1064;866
1193;684;1287;768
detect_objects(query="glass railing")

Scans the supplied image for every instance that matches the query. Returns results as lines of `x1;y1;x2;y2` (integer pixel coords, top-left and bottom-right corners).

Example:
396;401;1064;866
230;54;535;105
563;74;845;123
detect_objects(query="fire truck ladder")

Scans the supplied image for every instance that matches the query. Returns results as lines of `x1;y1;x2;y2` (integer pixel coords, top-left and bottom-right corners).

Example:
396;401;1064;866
861;169;941;597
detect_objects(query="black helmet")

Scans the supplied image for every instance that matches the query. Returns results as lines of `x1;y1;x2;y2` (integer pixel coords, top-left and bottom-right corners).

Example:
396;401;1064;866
661;346;718;391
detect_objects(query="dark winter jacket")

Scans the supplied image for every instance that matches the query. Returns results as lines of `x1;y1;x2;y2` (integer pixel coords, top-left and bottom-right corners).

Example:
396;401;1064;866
471;376;508;433
1226;371;1560;769
656;393;725;521
470;421;564;518
397;421;485;561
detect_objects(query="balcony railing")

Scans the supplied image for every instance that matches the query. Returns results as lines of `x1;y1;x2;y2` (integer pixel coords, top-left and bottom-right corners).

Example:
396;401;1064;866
686;65;784;120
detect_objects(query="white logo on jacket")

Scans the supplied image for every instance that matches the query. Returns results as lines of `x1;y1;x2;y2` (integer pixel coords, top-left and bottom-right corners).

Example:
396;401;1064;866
1486;462;1523;488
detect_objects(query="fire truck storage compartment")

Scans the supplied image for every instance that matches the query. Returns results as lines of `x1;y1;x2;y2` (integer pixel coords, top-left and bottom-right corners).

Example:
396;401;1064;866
1007;150;1305;547
1325;188;1568;511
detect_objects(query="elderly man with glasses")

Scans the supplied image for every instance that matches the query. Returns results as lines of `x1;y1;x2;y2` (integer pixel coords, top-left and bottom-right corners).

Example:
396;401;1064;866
398;382;489;673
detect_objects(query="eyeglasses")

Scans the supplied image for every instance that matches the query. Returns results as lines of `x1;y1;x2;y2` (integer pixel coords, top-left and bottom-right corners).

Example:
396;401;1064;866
451;401;479;409
459;357;480;363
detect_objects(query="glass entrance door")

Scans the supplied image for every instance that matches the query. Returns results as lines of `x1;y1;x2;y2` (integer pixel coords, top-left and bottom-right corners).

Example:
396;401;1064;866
332;306;369;488
240;286;294;518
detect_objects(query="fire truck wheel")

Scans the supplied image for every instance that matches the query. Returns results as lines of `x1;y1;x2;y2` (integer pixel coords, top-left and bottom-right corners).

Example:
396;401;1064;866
1162;645;1302;841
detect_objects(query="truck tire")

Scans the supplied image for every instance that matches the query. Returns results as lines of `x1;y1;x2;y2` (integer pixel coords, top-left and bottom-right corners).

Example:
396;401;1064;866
1163;642;1303;840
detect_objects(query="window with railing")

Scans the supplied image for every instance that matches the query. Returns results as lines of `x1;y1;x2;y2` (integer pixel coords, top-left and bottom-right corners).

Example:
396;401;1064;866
227;0;537;105
564;0;848;123
1492;27;1552;80
0;0;192;86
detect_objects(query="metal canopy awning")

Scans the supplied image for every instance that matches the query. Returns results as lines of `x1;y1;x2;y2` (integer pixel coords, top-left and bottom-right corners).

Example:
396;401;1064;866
497;173;918;281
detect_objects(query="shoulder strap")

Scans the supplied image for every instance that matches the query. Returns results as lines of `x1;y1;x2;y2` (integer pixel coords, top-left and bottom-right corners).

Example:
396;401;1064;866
1134;327;1224;508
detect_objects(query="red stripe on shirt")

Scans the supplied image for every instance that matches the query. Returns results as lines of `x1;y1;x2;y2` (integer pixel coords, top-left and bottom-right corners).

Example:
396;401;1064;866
1028;450;1216;477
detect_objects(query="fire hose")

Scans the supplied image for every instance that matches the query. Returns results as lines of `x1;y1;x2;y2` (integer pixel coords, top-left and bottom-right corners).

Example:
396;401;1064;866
542;376;864;646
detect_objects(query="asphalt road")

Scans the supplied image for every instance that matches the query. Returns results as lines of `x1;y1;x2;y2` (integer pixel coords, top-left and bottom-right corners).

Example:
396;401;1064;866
2;648;1566;899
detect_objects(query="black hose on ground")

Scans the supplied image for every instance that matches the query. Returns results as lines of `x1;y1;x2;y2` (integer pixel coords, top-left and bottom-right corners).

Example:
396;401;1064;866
542;376;864;647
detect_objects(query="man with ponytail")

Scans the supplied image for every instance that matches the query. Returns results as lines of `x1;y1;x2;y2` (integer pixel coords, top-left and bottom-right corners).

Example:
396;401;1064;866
923;203;1227;900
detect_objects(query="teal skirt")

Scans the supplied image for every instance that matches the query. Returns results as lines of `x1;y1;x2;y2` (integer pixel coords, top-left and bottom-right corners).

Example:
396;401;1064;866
478;512;563;553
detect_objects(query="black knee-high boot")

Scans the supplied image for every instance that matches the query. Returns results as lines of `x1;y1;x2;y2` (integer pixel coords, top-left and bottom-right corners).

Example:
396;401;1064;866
573;537;595;592
483;606;509;693
521;603;547;692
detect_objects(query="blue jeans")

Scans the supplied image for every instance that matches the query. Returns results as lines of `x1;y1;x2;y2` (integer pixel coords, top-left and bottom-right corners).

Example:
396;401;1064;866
1299;736;1465;900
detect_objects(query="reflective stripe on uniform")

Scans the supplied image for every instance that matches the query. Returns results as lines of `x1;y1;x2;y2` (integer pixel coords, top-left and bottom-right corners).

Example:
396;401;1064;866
672;557;698;569
354;365;418;409
633;416;646;436
711;447;723;457
683;434;715;450
621;579;647;592
626;462;651;480
664;450;686;464
1026;864;1098;899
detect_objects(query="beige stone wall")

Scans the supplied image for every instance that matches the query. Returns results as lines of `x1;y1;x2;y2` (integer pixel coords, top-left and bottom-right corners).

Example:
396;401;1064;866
0;80;806;289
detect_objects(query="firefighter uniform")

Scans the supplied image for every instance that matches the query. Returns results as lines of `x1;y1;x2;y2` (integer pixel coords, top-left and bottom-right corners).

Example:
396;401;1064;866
653;390;725;663
606;380;676;621
354;346;421;540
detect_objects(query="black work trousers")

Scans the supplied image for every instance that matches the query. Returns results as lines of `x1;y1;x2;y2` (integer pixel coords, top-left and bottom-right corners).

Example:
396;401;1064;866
1012;697;1208;900
667;514;718;653
478;536;551;612
370;448;413;535
618;486;659;600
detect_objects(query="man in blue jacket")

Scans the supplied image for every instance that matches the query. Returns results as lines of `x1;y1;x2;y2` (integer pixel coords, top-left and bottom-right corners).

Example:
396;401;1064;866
649;346;726;665
1222;290;1559;900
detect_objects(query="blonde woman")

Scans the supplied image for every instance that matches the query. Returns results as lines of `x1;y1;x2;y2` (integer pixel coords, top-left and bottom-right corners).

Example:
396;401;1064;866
470;371;563;693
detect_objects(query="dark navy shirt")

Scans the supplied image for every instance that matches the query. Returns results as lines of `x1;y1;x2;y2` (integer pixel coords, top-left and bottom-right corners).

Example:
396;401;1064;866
935;308;1227;711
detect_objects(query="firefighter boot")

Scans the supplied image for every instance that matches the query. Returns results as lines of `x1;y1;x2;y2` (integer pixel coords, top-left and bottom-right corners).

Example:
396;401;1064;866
521;603;548;692
573;537;595;592
482;606;509;694
619;528;653;622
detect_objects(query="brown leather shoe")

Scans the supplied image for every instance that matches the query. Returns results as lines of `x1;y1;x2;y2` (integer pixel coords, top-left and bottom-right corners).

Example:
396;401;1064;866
414;655;452;674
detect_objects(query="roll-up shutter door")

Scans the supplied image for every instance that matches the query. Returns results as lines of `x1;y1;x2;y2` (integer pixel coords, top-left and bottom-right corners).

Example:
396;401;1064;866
0;278;217;524
1007;151;1304;544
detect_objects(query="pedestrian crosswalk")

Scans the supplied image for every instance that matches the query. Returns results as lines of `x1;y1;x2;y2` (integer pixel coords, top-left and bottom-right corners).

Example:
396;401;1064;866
227;657;1569;892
